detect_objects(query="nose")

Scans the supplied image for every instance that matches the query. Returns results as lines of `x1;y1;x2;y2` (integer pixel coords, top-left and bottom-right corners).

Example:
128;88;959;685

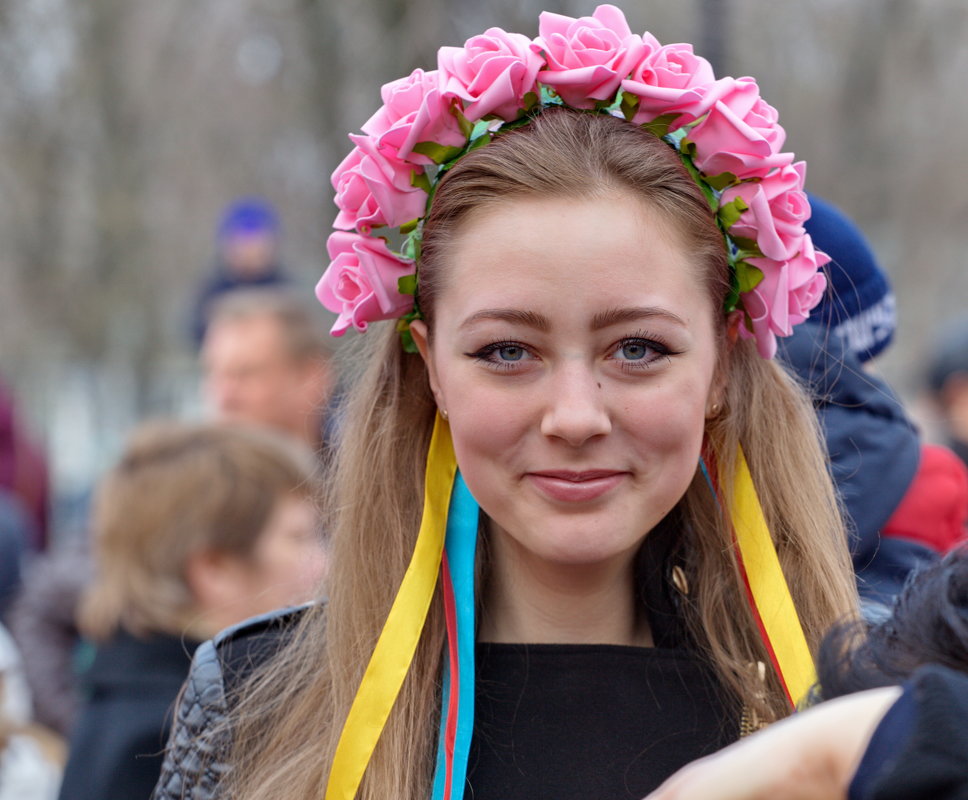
539;361;612;446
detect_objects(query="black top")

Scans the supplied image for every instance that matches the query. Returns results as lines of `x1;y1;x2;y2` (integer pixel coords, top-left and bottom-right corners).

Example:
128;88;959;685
467;642;738;800
58;630;203;800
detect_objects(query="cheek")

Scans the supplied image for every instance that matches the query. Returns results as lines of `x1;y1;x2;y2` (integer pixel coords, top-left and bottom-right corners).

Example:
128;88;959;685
444;387;533;506
620;372;713;467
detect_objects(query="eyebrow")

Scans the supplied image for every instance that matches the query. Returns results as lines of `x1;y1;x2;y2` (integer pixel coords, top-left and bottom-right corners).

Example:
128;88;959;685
460;308;551;331
459;306;686;332
590;306;687;330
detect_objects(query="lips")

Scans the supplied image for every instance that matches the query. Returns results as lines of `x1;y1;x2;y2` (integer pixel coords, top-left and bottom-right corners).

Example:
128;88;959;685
525;469;628;503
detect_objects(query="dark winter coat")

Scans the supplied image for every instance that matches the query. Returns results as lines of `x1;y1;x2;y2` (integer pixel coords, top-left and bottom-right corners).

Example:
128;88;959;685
58;630;202;800
849;664;968;800
777;321;926;601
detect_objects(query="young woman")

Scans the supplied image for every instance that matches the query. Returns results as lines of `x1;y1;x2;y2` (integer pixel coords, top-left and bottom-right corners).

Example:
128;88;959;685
153;7;857;800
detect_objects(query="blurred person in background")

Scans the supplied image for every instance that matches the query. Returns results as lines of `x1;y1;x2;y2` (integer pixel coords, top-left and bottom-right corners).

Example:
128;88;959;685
191;197;291;346
201;287;336;454
7;538;89;737
926;318;968;468
0;377;50;617
778;195;968;608
0;622;64;800
10;287;337;737
57;420;327;800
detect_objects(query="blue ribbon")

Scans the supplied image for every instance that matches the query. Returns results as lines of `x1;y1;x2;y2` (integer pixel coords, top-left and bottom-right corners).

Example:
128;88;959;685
430;471;479;800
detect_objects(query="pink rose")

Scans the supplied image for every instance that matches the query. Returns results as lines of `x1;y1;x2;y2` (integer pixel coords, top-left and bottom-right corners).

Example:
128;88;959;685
621;41;719;124
316;232;415;336
533;4;651;108
331;134;428;232
439;28;544;122
739;234;830;357
721;162;809;261
361;68;465;165
685;77;793;180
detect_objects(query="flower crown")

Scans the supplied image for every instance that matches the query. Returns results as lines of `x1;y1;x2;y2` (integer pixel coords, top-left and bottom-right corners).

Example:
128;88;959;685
315;4;829;359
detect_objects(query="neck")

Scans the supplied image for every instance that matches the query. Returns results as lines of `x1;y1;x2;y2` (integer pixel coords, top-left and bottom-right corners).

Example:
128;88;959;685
478;529;651;647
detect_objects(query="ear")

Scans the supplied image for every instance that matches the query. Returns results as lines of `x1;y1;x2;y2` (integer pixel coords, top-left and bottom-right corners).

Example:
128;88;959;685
707;312;742;418
184;548;248;612
409;320;444;409
305;355;334;401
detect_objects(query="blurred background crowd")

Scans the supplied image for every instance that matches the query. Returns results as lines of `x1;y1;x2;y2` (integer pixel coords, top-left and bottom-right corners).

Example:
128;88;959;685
1;0;968;798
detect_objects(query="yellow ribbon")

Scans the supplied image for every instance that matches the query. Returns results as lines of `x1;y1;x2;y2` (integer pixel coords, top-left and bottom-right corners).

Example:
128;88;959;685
325;415;456;800
731;446;816;707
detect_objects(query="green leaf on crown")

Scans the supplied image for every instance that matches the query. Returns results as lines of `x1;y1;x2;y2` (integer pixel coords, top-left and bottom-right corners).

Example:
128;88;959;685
400;232;421;262
717;197;749;230
619;91;639;122
412;141;465;166
522;91;540;112
734;260;764;293
596;92;624;115
731;235;763;259
397;324;418;354
641;112;680;139
410;170;433;195
396;309;423;353
466;133;492;153
704;171;739;191
397;273;417;296
454;107;475;139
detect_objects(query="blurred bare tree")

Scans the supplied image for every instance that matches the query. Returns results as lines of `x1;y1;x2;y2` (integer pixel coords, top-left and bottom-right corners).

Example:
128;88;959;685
0;0;965;504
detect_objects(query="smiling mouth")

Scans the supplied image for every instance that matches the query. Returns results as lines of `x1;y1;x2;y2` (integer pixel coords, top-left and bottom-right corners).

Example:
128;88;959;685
525;470;628;503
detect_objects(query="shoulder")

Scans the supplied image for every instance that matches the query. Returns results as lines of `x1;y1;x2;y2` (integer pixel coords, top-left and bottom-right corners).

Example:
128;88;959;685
211;603;311;696
151;605;313;800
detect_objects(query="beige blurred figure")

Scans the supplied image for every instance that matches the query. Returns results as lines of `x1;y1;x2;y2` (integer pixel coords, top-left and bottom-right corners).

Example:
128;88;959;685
58;420;328;800
201;288;335;453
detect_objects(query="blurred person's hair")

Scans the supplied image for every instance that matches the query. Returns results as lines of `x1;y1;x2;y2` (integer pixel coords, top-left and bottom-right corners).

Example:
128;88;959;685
79;420;319;641
818;547;968;699
206;288;333;364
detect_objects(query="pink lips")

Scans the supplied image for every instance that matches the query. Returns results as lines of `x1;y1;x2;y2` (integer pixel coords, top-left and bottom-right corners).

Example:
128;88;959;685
526;470;628;503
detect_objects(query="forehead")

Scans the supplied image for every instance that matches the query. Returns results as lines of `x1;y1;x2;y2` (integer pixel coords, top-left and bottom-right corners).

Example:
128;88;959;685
204;314;287;361
435;193;715;329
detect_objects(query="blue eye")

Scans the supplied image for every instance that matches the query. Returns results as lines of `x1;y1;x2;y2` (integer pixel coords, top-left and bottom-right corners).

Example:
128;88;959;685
496;345;526;362
618;341;649;360
609;335;674;370
465;340;536;370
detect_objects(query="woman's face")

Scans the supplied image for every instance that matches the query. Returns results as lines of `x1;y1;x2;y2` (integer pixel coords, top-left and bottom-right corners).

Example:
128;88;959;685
413;192;722;569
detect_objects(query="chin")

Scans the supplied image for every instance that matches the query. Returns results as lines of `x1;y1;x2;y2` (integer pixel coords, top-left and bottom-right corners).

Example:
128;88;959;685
499;518;646;569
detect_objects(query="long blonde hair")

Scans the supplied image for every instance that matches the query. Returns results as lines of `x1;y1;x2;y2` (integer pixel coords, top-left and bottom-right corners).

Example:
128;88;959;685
226;110;857;799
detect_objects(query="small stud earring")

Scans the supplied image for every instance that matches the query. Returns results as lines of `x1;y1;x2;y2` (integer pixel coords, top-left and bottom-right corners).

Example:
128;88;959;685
440;409;448;420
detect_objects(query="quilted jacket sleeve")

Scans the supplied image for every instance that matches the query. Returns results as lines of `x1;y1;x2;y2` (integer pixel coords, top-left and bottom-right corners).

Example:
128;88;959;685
151;639;232;800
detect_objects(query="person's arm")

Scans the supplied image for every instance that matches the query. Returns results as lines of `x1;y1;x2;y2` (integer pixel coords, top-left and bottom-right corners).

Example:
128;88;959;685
644;687;902;800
